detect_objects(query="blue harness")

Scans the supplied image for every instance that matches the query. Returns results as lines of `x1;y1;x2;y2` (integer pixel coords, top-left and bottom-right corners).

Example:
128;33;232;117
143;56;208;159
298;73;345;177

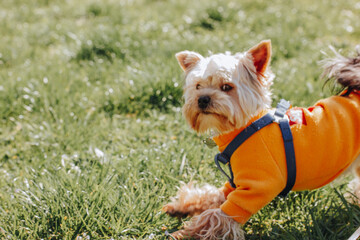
214;99;297;197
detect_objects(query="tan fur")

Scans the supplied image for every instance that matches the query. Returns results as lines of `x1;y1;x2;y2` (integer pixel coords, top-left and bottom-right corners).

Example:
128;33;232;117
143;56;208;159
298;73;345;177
176;51;203;72
172;209;244;240
163;182;225;218
180;41;273;134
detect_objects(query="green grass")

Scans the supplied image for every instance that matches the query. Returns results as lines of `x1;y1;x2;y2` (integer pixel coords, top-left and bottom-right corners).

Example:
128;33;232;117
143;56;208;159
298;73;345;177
1;0;360;239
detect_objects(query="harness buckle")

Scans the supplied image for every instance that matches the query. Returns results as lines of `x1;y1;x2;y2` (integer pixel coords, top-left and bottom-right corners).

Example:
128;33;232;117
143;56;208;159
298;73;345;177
274;99;291;123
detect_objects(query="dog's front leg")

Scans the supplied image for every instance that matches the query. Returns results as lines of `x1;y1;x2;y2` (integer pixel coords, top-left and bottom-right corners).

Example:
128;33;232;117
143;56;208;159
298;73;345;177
163;182;225;218
171;208;245;240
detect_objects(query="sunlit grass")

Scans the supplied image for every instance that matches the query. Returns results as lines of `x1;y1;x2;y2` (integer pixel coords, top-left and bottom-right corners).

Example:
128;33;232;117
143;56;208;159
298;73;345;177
1;0;360;239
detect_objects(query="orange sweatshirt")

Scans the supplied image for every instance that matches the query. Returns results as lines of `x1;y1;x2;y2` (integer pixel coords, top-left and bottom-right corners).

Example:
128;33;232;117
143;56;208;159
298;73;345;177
213;92;360;224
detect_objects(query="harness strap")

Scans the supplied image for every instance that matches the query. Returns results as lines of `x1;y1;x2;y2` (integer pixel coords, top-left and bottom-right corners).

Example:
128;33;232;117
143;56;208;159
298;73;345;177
214;99;297;197
221;114;276;160
214;114;275;188
277;119;296;197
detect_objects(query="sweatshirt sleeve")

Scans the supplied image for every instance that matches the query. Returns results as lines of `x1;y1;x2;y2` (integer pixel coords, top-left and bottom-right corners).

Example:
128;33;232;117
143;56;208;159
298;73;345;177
220;132;287;224
221;181;235;199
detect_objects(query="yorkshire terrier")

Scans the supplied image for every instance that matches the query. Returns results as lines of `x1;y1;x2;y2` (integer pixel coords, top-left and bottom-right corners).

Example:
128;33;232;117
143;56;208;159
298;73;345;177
163;40;360;239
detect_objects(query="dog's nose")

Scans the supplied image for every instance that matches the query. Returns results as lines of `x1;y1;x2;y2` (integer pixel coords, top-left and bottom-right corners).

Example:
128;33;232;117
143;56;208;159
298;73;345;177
198;95;211;109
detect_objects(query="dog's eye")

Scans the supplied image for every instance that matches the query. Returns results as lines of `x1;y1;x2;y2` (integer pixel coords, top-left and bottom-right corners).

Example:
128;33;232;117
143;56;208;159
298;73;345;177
221;84;233;92
196;84;201;90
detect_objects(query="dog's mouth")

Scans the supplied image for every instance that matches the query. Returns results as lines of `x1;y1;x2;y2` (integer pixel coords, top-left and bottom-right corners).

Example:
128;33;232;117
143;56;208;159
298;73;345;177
198;110;235;125
192;111;235;133
199;110;229;120
201;111;212;115
199;107;217;115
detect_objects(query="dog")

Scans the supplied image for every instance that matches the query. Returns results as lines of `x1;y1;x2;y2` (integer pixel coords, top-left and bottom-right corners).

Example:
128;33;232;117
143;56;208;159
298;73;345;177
163;40;360;239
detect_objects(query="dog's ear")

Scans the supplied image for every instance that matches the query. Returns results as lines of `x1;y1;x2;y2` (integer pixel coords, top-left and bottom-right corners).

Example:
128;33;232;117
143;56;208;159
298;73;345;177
175;51;203;71
248;40;271;75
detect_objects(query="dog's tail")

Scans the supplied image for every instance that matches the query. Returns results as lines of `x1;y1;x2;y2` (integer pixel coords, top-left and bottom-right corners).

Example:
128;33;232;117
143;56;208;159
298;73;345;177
321;46;360;94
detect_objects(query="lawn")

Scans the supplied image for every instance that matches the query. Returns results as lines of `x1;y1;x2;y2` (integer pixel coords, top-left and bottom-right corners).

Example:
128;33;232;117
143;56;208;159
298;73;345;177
1;0;360;239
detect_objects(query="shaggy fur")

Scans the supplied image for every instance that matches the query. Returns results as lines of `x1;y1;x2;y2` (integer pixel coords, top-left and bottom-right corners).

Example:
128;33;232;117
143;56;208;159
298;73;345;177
179;41;273;134
322;46;360;92
162;182;225;218
172;209;245;240
165;40;360;240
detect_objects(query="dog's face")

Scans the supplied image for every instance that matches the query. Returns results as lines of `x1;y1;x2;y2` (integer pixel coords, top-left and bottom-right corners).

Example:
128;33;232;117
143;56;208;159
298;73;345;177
176;40;274;134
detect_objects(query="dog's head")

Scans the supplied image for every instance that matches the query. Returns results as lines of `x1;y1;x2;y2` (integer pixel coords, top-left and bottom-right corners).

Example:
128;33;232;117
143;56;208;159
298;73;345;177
176;40;274;134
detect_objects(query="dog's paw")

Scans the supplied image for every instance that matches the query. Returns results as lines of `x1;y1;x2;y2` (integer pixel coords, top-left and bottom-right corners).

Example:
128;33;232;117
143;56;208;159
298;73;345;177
163;182;226;218
171;230;188;239
162;203;189;218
